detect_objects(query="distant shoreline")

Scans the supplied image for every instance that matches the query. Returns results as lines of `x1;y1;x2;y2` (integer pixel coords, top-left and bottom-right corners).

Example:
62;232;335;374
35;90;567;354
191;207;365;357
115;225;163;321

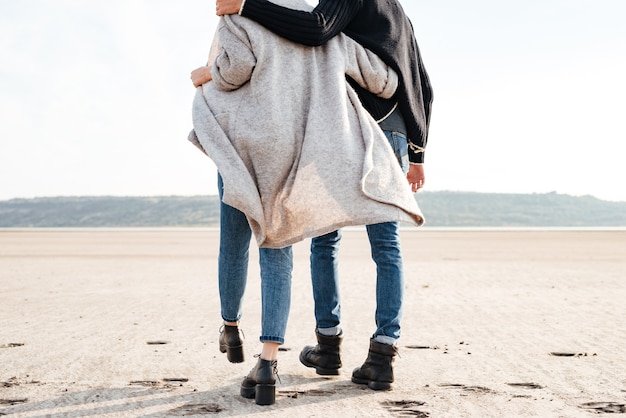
3;193;625;228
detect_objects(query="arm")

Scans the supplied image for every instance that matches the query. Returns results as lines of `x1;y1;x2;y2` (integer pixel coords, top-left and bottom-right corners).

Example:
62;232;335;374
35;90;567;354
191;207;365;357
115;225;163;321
217;0;361;46
209;18;257;91
345;39;423;191
342;37;398;99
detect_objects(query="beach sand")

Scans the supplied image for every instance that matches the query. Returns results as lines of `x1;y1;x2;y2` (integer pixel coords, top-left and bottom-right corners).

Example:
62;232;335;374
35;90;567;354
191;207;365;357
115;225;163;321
1;229;625;417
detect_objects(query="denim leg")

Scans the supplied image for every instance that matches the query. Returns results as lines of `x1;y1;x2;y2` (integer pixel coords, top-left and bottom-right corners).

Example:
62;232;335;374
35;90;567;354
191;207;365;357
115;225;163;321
383;130;409;175
310;230;342;329
218;174;251;323
259;246;293;344
366;221;404;341
307;131;407;340
364;130;408;343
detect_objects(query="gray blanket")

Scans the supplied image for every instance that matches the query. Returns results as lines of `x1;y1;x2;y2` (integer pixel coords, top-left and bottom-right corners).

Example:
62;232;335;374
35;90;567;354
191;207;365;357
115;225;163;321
189;8;424;248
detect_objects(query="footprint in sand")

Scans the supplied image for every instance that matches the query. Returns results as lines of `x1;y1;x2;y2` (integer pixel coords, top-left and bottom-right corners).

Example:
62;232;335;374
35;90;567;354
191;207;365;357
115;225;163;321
2;378;41;388
439;383;494;394
129;380;160;387
279;383;355;399
279;390;305;399
167;403;223;415
579;402;626;413
381;400;429;417
550;352;595;357
506;382;544;389
0;399;28;406
405;345;432;350
0;343;25;349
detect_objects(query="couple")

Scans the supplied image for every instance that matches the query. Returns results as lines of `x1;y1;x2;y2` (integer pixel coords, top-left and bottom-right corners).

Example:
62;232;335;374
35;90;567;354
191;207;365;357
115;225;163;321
189;0;433;406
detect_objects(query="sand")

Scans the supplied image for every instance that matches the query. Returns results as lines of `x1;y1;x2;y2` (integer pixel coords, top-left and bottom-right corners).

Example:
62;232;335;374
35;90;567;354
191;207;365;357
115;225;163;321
1;229;625;417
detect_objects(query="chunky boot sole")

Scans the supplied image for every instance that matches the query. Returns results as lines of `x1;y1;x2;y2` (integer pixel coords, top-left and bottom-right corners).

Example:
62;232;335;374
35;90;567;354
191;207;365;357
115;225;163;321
351;375;392;391
240;358;278;405
240;382;276;405
299;351;340;375
255;383;276;405
240;384;256;399
351;339;396;391
220;344;244;363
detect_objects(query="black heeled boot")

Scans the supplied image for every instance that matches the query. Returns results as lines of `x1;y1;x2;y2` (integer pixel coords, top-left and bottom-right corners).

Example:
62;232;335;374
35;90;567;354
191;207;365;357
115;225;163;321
219;324;244;363
299;329;343;375
351;339;398;390
240;357;279;406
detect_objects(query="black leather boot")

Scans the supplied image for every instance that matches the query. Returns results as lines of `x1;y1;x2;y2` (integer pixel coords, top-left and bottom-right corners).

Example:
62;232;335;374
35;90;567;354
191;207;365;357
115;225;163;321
351;339;397;390
240;357;279;406
219;324;244;363
299;329;343;375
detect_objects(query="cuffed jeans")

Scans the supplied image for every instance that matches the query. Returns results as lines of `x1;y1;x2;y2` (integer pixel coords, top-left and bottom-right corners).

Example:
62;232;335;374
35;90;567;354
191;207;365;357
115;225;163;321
218;174;293;344
310;130;409;342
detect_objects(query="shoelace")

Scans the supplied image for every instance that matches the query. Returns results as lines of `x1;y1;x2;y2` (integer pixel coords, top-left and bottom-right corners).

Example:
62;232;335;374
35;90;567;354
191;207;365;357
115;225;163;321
219;324;245;340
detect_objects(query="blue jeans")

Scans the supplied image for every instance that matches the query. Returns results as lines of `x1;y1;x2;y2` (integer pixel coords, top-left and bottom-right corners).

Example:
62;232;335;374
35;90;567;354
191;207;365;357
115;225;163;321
218;175;293;344
310;131;409;342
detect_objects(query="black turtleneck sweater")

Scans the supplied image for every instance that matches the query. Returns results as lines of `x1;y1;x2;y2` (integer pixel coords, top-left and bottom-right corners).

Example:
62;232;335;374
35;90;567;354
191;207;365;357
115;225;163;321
240;0;433;163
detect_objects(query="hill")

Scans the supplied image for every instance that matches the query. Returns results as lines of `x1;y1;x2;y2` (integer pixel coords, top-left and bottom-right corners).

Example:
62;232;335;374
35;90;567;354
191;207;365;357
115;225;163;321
0;196;220;228
1;192;625;228
416;191;626;227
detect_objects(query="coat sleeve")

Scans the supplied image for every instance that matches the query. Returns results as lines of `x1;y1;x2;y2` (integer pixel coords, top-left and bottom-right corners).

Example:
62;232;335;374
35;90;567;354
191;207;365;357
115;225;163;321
240;0;362;46
210;17;257;91
340;35;398;99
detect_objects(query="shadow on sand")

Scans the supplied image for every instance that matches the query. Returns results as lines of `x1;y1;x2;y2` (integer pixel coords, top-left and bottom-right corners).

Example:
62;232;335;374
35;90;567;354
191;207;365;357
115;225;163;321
1;374;380;417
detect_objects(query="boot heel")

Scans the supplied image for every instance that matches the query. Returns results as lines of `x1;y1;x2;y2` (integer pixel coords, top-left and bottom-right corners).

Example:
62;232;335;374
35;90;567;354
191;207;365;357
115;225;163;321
226;345;244;363
219;325;245;363
255;383;276;405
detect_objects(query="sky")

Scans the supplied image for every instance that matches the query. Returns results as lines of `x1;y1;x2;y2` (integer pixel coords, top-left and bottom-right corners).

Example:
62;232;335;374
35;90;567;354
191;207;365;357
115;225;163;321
1;0;625;202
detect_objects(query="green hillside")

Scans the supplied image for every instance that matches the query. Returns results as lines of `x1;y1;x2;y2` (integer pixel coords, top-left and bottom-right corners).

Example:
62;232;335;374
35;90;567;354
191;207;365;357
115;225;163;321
1;192;625;227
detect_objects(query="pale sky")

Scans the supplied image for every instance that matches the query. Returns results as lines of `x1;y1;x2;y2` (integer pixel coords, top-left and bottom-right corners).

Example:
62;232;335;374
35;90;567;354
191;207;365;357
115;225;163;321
1;1;625;202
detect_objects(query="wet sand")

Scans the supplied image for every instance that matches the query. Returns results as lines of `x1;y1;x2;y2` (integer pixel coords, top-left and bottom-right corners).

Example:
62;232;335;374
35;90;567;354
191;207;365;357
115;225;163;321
1;229;625;417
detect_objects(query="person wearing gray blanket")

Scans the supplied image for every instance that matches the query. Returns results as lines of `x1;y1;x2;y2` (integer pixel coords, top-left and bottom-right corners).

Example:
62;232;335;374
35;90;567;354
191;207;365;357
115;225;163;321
189;0;424;405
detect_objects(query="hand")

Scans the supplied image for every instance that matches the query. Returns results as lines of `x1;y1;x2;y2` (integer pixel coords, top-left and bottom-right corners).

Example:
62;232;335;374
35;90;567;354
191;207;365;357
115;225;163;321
407;164;425;193
216;0;243;15
191;65;212;87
